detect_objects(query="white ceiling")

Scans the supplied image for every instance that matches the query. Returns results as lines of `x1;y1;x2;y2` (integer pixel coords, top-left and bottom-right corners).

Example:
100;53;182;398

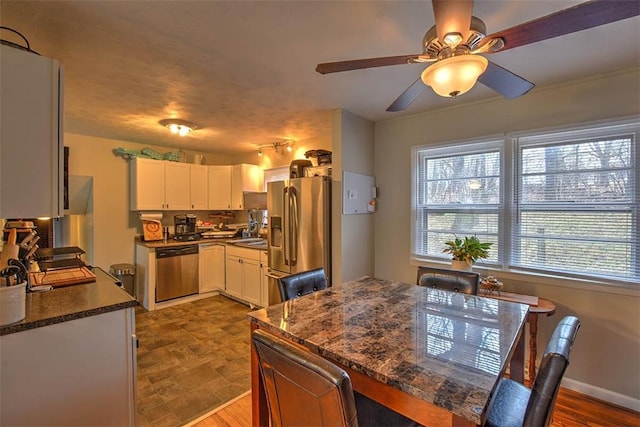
1;1;638;156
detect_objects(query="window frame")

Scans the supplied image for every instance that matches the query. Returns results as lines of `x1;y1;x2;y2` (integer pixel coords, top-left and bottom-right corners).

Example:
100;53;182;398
411;117;639;289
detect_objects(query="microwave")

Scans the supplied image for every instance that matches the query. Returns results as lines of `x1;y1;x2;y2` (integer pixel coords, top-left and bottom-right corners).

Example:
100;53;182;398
304;165;332;177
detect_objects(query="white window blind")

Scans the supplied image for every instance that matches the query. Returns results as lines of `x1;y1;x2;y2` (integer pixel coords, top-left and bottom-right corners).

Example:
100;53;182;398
513;122;638;281
413;140;502;266
412;118;639;285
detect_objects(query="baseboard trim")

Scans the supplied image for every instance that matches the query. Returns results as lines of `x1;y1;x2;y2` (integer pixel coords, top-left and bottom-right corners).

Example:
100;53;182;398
183;390;251;426
562;377;640;412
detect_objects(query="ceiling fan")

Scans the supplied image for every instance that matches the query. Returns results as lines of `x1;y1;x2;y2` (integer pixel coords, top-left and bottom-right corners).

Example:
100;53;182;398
315;0;640;112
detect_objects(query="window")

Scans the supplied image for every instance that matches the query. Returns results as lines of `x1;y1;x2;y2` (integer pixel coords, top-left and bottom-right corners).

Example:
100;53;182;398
263;166;289;191
412;119;639;284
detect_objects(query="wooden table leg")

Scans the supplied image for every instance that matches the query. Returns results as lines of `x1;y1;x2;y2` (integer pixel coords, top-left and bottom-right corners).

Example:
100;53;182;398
250;323;269;427
528;312;539;383
511;325;525;384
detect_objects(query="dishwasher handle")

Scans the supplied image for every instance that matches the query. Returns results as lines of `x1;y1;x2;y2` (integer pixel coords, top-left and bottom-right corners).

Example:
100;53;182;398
156;245;199;258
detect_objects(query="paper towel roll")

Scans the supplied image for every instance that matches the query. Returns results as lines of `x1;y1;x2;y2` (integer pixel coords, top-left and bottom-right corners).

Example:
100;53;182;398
139;213;163;241
139;213;163;221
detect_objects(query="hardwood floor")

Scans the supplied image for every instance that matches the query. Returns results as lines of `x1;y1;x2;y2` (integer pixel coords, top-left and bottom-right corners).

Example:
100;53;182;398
195;388;640;427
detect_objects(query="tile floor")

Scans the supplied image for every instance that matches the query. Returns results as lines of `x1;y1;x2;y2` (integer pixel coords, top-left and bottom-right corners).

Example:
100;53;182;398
135;295;254;427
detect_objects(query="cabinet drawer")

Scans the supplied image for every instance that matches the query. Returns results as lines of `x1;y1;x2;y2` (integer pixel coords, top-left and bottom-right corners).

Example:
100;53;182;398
226;245;260;260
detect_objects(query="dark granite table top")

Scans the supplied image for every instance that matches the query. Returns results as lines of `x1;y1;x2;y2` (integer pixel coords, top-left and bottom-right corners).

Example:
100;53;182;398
248;276;528;425
0;267;137;336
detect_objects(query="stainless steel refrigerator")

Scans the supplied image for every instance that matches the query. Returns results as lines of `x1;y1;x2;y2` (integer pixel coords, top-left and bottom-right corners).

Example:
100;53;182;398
266;176;331;304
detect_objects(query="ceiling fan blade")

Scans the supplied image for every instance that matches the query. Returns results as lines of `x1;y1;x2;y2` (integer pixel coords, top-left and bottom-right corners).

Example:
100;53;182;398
481;0;640;52
387;77;426;112
478;61;534;99
432;0;473;43
316;54;422;74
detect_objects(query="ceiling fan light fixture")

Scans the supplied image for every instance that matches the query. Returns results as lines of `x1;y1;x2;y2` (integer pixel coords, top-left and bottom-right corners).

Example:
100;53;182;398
421;54;488;98
443;32;463;49
159;118;198;136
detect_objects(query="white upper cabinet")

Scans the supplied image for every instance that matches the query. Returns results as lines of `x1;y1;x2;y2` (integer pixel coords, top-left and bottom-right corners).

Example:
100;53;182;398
164;161;190;210
231;164;262;210
130;158;166;210
131;160;261;211
208;165;232;210
190;164;208;210
0;45;64;218
130;159;191;210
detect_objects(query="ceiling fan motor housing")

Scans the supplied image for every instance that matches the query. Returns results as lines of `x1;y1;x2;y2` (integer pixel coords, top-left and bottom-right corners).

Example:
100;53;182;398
422;16;487;59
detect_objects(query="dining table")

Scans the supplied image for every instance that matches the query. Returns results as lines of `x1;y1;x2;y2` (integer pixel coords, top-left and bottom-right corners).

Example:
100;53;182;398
248;276;529;427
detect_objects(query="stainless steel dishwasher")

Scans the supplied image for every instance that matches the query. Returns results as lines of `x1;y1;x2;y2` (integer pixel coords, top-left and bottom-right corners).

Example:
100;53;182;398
156;245;199;302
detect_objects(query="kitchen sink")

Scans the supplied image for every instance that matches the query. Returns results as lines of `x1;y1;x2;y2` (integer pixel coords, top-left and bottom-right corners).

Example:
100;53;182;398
230;238;267;249
230;238;264;244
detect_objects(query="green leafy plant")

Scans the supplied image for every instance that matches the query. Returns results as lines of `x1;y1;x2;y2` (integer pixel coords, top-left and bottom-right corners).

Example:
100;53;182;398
442;235;492;265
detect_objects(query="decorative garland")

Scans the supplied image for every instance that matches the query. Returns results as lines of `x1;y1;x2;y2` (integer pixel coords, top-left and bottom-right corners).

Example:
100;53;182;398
113;147;182;161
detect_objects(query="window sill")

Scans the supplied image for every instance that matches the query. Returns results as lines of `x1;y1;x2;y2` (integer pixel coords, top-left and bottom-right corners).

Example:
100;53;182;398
410;257;640;298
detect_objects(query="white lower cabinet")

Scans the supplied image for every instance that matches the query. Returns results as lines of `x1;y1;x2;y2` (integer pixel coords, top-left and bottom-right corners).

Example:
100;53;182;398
225;245;262;306
0;309;136;426
199;243;225;293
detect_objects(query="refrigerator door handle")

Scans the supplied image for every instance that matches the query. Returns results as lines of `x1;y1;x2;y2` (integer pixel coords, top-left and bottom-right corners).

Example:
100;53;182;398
283;186;289;266
290;186;298;266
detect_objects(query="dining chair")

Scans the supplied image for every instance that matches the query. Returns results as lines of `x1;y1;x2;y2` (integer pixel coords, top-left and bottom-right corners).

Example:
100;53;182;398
278;267;327;301
484;315;581;427
416;266;480;295
252;329;420;427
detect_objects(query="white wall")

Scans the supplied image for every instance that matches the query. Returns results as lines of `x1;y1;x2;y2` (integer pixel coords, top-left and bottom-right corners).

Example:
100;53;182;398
373;68;640;409
332;109;375;283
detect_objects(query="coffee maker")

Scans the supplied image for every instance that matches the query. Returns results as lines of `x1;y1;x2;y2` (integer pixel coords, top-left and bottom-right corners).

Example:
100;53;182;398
174;214;199;241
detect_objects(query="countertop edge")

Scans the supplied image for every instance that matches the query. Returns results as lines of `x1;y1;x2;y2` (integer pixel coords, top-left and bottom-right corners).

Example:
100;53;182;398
136;237;267;250
1;300;137;336
0;267;138;337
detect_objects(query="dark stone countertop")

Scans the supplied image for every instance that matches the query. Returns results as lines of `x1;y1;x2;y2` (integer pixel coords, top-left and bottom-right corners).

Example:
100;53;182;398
0;267;137;336
135;236;266;250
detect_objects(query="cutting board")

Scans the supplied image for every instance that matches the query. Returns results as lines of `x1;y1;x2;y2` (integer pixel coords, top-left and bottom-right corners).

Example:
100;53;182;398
0;229;19;268
29;267;97;288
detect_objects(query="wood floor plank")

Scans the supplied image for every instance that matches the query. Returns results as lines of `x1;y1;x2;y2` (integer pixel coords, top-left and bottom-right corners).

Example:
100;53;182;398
198;388;640;427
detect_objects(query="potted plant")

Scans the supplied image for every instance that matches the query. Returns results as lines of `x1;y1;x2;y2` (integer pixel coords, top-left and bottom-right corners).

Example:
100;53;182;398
442;235;492;270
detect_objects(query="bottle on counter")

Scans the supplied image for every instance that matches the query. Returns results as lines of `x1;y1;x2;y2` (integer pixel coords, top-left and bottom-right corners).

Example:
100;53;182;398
163;227;170;243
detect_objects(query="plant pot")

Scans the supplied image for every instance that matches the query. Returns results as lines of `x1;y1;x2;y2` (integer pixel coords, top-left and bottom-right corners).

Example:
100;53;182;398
451;260;472;271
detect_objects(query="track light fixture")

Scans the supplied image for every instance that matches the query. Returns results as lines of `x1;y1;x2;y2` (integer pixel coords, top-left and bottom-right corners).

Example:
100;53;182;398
257;140;295;156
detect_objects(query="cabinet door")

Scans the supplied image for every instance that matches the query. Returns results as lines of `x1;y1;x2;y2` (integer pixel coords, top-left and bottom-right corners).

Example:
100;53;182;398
208;166;232;210
1;46;63;218
130;158;165;210
0;309;136;426
199;244;225;293
231;164;262;210
243;256;262;306
190;164;208;210
225;254;243;298
164;162;190;210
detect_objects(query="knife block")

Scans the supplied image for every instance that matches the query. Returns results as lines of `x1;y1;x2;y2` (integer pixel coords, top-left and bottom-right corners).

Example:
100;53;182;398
0;282;26;325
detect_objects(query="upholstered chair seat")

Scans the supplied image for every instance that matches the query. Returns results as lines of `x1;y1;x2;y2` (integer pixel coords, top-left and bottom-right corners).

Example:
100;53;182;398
278;267;327;301
484;316;581;427
416;266;480;295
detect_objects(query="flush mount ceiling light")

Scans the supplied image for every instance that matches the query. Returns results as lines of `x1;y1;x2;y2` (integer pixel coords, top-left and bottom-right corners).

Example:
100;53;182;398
420;54;488;98
258;140;294;156
159;119;198;136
